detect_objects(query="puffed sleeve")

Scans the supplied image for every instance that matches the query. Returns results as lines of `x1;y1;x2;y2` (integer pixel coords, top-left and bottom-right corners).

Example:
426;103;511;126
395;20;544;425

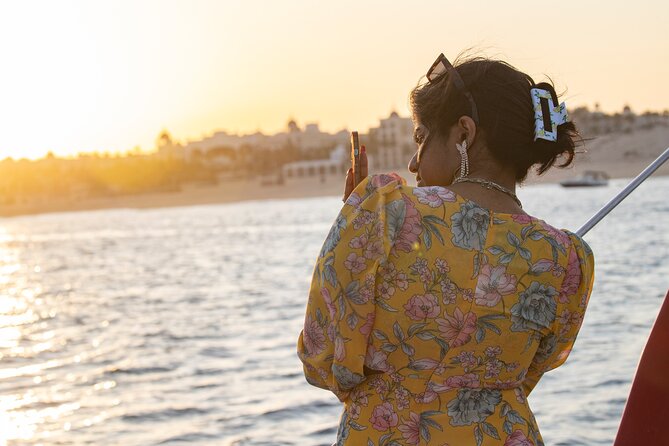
297;174;404;401
522;231;595;396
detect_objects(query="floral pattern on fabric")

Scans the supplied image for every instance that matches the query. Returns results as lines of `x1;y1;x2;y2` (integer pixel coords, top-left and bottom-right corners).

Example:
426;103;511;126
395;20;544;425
298;175;595;446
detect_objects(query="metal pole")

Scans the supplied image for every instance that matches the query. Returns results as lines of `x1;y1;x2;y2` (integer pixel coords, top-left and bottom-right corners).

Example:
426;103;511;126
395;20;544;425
576;147;669;237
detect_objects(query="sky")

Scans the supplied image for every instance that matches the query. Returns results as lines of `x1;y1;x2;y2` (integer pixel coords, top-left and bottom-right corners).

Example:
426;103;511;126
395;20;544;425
0;0;668;159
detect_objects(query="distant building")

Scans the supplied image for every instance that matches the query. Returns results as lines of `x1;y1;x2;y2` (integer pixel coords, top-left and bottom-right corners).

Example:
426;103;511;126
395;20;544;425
282;144;348;179
571;105;669;136
296;123;345;152
183;130;276;160
369;111;414;170
183;120;349;161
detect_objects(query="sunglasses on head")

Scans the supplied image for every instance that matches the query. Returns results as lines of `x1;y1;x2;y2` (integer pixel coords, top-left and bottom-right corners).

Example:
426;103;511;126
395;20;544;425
426;53;480;125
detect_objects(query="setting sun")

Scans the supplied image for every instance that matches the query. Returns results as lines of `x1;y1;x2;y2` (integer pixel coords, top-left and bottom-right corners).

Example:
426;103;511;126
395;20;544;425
1;2;669;444
0;0;668;160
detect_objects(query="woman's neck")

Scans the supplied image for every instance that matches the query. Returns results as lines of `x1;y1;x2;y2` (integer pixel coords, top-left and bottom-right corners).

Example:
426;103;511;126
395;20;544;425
463;165;518;192
447;165;524;214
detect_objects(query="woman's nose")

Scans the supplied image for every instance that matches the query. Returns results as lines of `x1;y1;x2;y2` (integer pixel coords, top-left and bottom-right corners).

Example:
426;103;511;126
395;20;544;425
408;152;418;174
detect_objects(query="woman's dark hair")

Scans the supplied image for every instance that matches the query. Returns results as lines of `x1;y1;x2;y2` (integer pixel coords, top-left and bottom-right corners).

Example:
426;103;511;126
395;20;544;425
410;55;581;182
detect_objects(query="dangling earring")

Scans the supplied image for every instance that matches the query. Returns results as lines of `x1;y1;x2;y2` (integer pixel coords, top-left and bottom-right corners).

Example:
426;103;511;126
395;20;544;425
455;140;469;179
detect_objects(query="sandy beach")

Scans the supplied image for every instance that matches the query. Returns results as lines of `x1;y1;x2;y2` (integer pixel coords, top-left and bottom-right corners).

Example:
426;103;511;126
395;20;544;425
2;126;668;219
525;125;669;183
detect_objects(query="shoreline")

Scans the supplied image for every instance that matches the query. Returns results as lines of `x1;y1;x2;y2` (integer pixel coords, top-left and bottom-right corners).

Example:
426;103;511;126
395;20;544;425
2;127;668;219
2;167;667;220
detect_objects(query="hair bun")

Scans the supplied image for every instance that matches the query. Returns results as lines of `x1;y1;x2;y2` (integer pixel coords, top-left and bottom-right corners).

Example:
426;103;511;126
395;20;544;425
410;56;582;181
529;82;578;175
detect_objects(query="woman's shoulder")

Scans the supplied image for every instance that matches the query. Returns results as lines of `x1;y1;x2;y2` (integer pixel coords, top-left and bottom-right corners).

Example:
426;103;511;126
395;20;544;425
525;218;593;260
347;173;462;211
345;173;407;206
348;174;594;261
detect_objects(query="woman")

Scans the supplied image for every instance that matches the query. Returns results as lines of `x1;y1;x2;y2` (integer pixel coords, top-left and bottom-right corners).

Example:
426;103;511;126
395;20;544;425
297;53;595;446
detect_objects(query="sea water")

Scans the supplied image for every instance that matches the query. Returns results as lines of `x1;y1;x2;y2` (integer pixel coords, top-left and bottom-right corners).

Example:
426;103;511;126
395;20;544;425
0;177;667;445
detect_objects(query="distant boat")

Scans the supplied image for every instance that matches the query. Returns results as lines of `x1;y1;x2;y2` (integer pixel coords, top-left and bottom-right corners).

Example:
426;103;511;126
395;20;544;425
560;170;609;187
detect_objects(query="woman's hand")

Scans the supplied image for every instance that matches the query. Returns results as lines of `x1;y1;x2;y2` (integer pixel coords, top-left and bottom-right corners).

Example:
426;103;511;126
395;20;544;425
343;146;367;202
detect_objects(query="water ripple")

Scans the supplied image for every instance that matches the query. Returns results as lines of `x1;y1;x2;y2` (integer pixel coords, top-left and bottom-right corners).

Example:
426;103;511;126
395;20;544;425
0;177;667;445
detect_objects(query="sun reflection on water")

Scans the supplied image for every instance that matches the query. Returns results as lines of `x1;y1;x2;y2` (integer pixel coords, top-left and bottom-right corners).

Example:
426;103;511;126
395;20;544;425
1;225;39;444
0;221;122;444
0;179;666;445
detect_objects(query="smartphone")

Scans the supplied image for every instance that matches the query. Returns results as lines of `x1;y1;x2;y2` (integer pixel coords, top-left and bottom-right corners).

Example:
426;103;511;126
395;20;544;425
350;131;361;186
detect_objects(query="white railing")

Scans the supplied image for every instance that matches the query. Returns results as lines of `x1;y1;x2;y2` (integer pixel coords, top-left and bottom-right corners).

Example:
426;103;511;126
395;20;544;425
576;147;669;237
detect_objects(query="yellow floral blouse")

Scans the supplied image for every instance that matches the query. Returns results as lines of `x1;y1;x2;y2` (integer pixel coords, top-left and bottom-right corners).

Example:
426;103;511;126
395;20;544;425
297;174;595;446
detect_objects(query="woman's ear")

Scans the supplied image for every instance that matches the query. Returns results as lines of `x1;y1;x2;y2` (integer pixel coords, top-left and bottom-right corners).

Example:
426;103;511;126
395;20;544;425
457;115;477;147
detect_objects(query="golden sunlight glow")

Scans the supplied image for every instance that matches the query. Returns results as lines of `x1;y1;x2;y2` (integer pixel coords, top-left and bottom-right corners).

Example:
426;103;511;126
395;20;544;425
0;399;38;443
0;226;37;444
1;0;668;160
0;326;22;350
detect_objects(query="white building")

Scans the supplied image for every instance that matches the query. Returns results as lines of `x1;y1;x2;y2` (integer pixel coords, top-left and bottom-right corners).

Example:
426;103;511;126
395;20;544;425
282;144;348;179
184;130;284;158
370;111;415;170
183;120;349;161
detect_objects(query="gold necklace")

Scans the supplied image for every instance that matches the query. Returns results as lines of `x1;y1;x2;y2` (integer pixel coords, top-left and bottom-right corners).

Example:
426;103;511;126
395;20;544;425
452;177;523;208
